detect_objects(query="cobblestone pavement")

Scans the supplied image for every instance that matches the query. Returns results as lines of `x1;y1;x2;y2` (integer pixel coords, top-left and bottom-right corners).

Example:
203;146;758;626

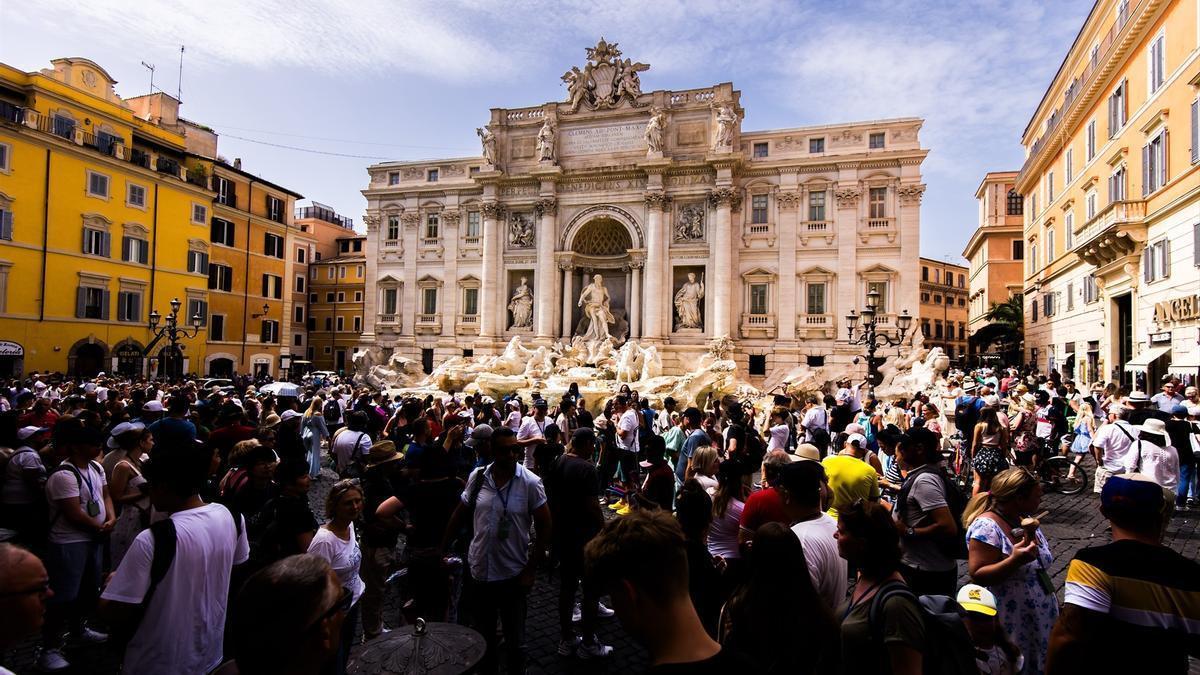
5;468;1199;674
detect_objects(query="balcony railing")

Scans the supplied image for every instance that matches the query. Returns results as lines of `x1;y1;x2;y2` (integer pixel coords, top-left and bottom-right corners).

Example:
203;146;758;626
295;205;353;229
463;235;481;246
801;313;831;326
416;313;439;324
382;239;400;248
804;221;830;232
0;100;23;125
421;237;440;247
128;148;151;169
216;193;237;209
865;217;894;230
739;312;777;339
377;314;397;325
1075;199;1145;245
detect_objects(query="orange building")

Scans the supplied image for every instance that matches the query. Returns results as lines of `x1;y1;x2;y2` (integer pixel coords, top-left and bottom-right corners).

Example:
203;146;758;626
308;235;366;372
290;202;356;376
964;171;1026;362
918;257;969;361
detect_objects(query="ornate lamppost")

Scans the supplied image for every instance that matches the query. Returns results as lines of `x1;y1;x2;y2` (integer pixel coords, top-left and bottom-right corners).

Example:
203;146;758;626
845;289;913;397
148;297;202;380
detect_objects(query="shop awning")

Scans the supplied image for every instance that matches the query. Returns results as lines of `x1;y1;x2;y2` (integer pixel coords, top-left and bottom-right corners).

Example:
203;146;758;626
1124;345;1171;371
1168;352;1200;375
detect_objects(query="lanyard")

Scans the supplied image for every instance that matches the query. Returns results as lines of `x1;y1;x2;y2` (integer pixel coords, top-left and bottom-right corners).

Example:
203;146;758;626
842;579;884;621
494;475;515;515
74;463;97;503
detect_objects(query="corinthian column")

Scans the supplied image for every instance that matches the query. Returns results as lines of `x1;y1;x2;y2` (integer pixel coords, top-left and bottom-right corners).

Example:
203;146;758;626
534;197;557;340
480;202;504;338
643;191;669;340
709;188;739;337
629;261;642;339
560;262;575;337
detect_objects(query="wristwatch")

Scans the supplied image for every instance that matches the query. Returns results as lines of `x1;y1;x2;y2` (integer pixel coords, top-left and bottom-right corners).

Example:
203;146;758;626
905;526;915;538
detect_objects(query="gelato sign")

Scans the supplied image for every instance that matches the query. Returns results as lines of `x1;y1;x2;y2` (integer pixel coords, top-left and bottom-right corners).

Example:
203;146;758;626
0;341;23;356
560;123;644;156
1153;293;1200;325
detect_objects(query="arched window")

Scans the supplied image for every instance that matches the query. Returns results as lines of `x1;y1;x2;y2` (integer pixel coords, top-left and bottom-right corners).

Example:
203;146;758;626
1007;189;1023;215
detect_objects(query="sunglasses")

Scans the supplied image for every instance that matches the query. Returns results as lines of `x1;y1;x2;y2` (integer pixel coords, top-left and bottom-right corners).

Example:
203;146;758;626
306;585;353;632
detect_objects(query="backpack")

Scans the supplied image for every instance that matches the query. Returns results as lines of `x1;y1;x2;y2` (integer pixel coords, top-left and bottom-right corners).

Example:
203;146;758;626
868;583;980;675
953;397;980;439
896;465;968;560
0;445;34;476
323;399;341;425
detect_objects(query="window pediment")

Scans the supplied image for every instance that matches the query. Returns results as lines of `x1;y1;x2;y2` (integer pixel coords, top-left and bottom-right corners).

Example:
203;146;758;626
122;222;148;237
82;213;112;231
741;267;777;282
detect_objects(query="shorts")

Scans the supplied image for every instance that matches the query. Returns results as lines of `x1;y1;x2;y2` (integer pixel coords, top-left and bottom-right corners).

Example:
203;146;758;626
617;450;639;483
45;540;103;605
1094;465;1121;493
971;446;1009;480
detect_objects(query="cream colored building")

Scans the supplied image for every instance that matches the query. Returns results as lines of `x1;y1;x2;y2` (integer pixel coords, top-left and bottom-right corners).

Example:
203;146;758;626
1017;0;1200;388
361;41;927;381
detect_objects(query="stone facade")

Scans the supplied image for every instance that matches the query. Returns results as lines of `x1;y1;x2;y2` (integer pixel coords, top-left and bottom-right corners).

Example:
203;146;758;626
360;41;926;381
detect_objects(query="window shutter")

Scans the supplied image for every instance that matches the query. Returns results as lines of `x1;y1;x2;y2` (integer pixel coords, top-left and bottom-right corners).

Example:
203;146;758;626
1161;130;1169;187
131;293;141;323
100;290;110;320
1143;247;1152;282
275;278;282;299
200;252;209;273
75;287;86;318
1161;241;1170;278
0;209;12;239
140;240;149;264
1142;144;1151;196
1192;100;1199;164
261;275;268;298
1194;224;1200;267
120;236;130;262
200;301;208;326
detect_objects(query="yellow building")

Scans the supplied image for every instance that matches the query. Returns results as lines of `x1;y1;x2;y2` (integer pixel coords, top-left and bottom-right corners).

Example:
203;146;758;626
917;257;969;361
202;160;303;379
964;171;1026;363
0;58;213;377
292;203;358;377
1018;0;1200;387
308;235;365;373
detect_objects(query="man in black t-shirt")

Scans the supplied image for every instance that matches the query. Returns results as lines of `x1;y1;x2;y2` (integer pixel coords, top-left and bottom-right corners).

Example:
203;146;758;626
547;428;611;659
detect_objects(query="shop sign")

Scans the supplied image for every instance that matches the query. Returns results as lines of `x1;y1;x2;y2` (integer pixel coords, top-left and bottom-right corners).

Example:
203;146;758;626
1154;293;1200;325
1149;331;1172;345
0;341;24;357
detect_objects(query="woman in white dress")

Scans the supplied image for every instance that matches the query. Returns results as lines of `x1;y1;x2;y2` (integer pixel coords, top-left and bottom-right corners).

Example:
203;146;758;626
308;479;365;675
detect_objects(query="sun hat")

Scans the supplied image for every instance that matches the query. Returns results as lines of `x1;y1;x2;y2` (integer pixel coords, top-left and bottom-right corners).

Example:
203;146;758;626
1127;390;1149;403
794;443;821;462
106;421;146;449
364;440;404;468
1138;418;1168;436
956;584;997;617
963;381;978;392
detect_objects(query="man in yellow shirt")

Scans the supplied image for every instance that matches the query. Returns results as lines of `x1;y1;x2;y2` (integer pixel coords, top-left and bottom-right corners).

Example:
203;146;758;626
821;432;880;518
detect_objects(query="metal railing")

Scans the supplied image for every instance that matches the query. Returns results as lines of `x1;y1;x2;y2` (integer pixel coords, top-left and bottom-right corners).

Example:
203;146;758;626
295;206;353;228
0;100;23;124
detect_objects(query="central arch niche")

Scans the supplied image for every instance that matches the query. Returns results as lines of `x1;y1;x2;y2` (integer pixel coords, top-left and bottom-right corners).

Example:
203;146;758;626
572;217;633;256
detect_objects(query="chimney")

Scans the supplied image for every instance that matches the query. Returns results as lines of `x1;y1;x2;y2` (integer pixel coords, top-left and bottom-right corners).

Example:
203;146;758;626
233;158;242;170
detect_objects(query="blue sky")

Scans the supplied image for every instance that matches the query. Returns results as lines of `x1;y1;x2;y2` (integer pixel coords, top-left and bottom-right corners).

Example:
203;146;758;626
2;0;1093;262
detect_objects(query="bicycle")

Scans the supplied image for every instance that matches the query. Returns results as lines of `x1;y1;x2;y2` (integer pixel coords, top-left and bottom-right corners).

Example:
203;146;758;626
1033;440;1089;496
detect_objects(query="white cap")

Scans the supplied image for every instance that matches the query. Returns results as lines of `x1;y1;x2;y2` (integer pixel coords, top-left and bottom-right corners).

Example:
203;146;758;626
142;400;164;413
956;584;997;616
280;409;302;422
844;432;867;448
16;425;48;441
107;421;146;449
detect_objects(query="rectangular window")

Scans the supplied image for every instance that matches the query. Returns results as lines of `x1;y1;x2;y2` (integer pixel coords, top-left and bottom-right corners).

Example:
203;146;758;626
294;305;304;323
210;314;225;341
1065;149;1073;183
868;187;887;218
1196;223;1200;267
808;191;826;221
262;274;283;299
266;196;284;223
933;294;942;304
189;250;210;276
806;282;825;314
386;215;400;240
191;203;207;225
425;213;440;239
294;275;305;293
356;265;363;277
427;169;439;182
934;321;943;339
751;195;769;224
211;218;236;246
869;132;885;149
922;266;929;281
353;316;362;332
466;211;481;238
1030;243;1038;274
867;281;888;311
208;264;232;292
336;316;345;331
1109;80;1127;137
422;288;437;314
77;286;107;320
1143;130;1168;195
264;233;284;258
1149;32;1166;94
1086;191;1098;220
0;208;14;240
1086;120;1096;161
338;266;346;279
121;236;149;264
809;137;824;153
354;291;362;302
127;183;146;208
463;288;479;315
1046;171;1054;202
1046;227;1055;263
1109;166;1127;203
214;176;234;206
0;142;9;171
752;142;768;158
87;171;109;198
324;317;332;331
327;267;335;280
309;293;317;304
748;354;766;376
336;292;345;303
326;292;335;303
116;290;141;323
295;247;306;263
261;320;279;343
382;288;398;314
83;228;109;257
388;171;399;185
749;284;768;315
184;299;208;326
1143;239;1171;282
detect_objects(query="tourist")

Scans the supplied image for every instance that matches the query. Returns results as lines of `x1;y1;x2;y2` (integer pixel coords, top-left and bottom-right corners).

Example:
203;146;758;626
255;458;318;565
612;394;641;509
1047;474;1200;674
766;407;790;452
330;411;371;479
674;479;724;637
555;397;579;437
1124;417;1179;490
720;521;838;674
105;423;152;567
208;404;258;472
835;500;924;675
778;459;846;611
585;509;759;671
675;406;710;485
708;458;751;579
893;426;960;597
517;398;550;471
542;427;612;659
1091;405;1139;492
801;395;830;445
1065;401;1096;482
0;425;50;549
37;420;111;673
1151;380;1185;413
956;584;1023;675
964;467;1057;675
307;480;365;675
639;435;676;511
875;426;905;494
231;555;347;675
357;440;407;640
220;441;278;523
0;543;52;668
148;394;197;447
1009;394;1041;466
821;434;881;518
301;396;331;479
687;445;720;495
444;427;550;675
100;438;249;675
532;422;564;476
971;405;1011;494
1126;389;1170;426
1165;404;1198;508
738;451;791;544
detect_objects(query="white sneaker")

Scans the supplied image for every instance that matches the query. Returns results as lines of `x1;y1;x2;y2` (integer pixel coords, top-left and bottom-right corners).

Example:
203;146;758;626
36;648;70;672
597;601;615;617
74;627;109;645
572;601;615;622
578;640;614;659
557;635;581;656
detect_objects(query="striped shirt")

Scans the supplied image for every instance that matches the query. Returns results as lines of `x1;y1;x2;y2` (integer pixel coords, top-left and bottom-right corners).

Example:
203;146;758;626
1064;539;1200;673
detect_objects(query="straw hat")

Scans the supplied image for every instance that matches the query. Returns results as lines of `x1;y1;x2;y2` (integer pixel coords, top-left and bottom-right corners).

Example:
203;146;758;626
364;440;404;468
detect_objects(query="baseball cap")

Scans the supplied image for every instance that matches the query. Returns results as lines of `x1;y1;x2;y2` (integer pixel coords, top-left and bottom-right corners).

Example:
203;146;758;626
534;399;548;409
142;400;164;413
107;421;146;449
465;423;494;449
956;584;997;616
1171;404;1189;416
1101;473;1166;520
845;432;867;448
16;425;48;441
279;409;302;422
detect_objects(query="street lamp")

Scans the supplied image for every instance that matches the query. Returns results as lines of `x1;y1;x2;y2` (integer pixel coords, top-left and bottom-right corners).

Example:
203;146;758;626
147;297;202;380
846;289;912;397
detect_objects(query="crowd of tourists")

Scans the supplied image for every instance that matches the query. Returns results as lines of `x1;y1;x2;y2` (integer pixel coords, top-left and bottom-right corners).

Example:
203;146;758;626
0;367;1197;675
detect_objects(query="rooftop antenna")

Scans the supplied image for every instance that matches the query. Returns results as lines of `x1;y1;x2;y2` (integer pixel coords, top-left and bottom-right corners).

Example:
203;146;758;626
140;61;156;95
176;45;185;101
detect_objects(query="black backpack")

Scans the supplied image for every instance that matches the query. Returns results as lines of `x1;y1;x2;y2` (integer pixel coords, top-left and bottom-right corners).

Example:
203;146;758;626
323;399;341;425
953;396;980;438
897;465;968;560
869;583;980;675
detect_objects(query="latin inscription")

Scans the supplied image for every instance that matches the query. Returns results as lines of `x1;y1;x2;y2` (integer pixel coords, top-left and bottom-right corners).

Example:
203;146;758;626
560;123;644;155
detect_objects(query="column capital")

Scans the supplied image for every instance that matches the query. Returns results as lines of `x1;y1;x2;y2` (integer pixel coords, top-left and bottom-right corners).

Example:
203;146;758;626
363;214;380;231
776;191;802;209
897;183;927;206
534;197;557;216
481;201;506;219
707;187;742;209
558;261;576;272
644;191;672;210
834;187;861;208
400;212;421;227
440;210;461;226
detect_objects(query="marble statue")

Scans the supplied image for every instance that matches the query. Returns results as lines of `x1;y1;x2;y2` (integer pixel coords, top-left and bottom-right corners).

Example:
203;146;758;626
562;66;591;113
675;204;705;241
508;276;534;328
537;118;556;162
674;272;705;329
713;103;736;150
644;107;666;154
614;58;648;103
615;341;641;383
476;127;496;166
577;274;614;342
509;213;534;248
561;39;651;112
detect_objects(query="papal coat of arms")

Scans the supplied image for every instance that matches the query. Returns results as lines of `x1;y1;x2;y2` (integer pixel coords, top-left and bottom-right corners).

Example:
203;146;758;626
561;38;650;113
